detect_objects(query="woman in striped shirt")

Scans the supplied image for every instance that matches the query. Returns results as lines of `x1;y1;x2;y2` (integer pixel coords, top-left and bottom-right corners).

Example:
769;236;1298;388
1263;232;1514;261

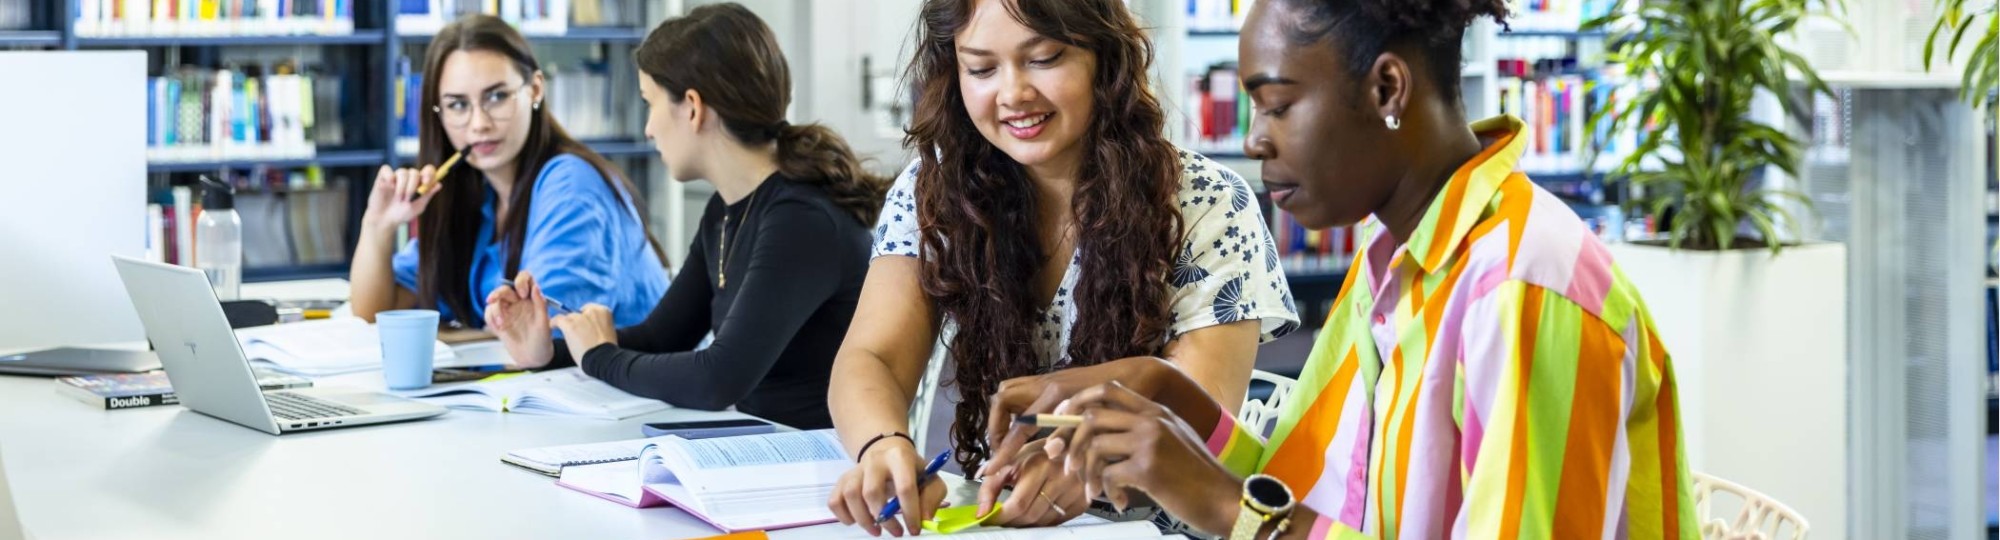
980;0;1700;537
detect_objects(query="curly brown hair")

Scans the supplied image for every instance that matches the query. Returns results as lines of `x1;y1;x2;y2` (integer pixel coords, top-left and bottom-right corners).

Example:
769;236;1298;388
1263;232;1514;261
905;0;1183;472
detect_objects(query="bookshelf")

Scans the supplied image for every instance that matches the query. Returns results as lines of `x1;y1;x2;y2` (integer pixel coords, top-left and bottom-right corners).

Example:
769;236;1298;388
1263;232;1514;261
1157;0;1637;319
1;0;663;282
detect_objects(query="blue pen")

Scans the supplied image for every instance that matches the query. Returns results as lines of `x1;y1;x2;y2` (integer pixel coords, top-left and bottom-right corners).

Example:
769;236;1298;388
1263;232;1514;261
499;279;578;315
876;449;952;524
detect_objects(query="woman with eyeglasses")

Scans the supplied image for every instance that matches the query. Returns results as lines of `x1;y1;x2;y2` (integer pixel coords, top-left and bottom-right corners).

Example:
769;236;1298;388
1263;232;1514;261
349;14;669;332
481;4;885;430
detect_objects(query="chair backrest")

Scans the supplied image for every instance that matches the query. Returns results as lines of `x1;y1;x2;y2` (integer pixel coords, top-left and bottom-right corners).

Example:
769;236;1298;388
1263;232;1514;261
907;335;950;457
1238;370;1299;438
0;445;25;540
1692;472;1810;540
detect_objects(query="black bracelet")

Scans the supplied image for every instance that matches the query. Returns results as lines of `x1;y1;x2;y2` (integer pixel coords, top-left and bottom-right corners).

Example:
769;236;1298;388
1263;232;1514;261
855;432;914;463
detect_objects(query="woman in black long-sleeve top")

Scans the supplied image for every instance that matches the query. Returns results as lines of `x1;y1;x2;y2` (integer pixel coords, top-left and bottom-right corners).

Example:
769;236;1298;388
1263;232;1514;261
481;3;886;429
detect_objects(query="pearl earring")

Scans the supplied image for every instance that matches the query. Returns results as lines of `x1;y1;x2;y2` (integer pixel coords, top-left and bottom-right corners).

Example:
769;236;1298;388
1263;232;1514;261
1384;115;1401;130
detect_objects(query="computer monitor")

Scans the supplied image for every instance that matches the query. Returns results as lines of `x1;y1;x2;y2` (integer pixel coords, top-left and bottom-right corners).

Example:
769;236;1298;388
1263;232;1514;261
0;51;148;352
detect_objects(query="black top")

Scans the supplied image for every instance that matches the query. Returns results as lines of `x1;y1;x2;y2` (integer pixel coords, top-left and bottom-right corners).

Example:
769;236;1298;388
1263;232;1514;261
552;174;871;429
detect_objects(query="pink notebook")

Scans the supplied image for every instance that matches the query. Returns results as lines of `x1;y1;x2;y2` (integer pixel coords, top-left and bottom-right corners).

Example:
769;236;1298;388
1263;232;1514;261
553;430;850;533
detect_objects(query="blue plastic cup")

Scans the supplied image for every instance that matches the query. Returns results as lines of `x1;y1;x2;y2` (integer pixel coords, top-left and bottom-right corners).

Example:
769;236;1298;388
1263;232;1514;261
376;310;440;390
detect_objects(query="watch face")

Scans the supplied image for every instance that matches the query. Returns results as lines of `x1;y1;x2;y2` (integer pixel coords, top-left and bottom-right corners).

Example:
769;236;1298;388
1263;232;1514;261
1247;475;1293;509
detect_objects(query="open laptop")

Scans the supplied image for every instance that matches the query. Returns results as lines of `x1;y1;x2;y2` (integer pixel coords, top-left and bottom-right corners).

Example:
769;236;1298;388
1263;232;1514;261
110;256;446;435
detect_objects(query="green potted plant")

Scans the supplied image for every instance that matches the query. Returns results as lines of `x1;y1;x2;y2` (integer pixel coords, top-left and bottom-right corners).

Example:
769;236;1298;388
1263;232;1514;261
1584;1;1852;535
1585;0;1838;253
1923;0;1996;109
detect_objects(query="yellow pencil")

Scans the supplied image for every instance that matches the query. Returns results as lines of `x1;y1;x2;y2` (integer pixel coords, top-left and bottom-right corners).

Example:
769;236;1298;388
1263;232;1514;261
1014;414;1083;428
415;146;466;196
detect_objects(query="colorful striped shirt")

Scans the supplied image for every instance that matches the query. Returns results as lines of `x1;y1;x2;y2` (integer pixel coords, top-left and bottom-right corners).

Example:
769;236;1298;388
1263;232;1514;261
1208;116;1698;539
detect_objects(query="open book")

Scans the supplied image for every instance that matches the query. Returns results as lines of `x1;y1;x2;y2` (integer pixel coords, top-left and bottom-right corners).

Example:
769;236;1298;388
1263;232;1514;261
557;430;852;532
234;318;468;376
399;367;666;420
759;520;1170;539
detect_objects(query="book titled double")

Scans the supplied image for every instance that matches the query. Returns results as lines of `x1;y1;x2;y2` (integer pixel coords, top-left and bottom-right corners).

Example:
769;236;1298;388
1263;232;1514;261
56;369;312;410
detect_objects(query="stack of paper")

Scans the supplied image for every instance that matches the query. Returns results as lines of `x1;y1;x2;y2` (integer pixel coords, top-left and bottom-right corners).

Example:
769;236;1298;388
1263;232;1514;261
399;367;666;420
235;318;458;376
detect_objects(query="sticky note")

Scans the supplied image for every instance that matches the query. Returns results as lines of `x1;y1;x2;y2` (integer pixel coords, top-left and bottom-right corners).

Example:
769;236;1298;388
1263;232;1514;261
686;532;768;540
921;504;1003;534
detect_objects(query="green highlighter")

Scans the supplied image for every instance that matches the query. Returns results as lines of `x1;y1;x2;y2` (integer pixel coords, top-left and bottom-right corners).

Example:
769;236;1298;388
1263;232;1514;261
921;504;1004;534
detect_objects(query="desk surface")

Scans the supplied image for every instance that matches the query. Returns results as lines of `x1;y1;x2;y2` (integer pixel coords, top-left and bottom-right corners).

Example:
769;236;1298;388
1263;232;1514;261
0;369;786;540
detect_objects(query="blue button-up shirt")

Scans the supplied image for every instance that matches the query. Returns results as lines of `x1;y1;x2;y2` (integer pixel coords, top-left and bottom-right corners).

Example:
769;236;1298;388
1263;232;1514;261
393;153;668;328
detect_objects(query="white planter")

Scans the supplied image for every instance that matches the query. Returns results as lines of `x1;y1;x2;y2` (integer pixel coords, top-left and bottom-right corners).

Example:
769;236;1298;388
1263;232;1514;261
1608;242;1846;539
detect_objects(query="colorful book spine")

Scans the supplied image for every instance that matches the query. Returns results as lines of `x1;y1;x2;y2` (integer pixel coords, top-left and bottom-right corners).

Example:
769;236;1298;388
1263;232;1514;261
74;0;351;37
395;0;572;36
147;66;323;162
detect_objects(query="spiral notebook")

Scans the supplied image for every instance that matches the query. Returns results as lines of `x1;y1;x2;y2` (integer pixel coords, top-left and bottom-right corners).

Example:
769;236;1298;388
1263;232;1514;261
501;434;684;476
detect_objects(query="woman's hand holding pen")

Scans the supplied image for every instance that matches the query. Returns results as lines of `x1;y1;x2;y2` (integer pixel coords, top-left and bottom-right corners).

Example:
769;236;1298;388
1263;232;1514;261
485;271;555;369
828;434;947;537
361;165;440;233
551;303;619;367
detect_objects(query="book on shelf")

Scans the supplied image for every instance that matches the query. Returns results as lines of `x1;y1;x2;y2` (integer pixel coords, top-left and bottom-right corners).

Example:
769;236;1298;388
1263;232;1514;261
1185;0;1252;33
56;368;313;410
1185;63;1249;157
74;0;354;37
397;0;646;36
148;65;329;163
1505;0;1619;32
546;62;619;140
1491;43;1638;177
147;167;350;268
1268;208;1353;276
0;0;28;31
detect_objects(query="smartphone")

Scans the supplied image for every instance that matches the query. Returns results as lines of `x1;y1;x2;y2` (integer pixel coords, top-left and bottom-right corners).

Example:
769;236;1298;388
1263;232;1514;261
641;419;780;440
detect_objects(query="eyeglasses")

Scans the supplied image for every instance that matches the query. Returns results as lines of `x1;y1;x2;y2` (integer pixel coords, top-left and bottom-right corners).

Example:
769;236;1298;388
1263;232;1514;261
433;82;531;128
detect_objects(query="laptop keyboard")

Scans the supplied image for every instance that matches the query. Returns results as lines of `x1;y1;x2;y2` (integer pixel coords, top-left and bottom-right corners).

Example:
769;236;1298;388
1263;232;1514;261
265;391;367;421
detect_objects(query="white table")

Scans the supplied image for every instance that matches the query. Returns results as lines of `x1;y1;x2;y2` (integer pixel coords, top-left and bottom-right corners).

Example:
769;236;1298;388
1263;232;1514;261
0;369;776;540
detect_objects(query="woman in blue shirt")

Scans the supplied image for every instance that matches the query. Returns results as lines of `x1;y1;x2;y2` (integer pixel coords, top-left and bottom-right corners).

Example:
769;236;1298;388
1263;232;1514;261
349;14;668;328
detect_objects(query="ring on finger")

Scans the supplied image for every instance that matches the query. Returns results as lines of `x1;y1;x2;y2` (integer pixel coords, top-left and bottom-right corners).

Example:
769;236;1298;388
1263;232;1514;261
1036;488;1065;516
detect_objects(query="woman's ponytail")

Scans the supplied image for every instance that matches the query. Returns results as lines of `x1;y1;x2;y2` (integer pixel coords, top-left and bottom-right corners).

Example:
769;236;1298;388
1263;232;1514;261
773;123;888;225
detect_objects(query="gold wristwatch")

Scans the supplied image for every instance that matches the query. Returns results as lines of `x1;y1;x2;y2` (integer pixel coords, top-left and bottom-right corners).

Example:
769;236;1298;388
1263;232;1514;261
1227;474;1295;540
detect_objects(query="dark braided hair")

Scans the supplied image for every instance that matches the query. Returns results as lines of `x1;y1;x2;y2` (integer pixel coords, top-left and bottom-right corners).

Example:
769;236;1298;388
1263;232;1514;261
1276;0;1510;103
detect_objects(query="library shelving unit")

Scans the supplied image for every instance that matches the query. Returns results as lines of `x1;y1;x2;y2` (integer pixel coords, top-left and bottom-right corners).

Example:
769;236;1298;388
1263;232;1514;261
0;0;662;282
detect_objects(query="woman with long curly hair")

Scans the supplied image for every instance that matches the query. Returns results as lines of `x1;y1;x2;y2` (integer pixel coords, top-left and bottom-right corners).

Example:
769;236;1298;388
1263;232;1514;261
826;0;1299;535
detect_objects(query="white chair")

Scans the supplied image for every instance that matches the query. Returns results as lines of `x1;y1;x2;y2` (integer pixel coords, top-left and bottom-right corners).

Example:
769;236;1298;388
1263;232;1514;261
906;335;952;457
1238;370;1299;438
1692;472;1810;540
